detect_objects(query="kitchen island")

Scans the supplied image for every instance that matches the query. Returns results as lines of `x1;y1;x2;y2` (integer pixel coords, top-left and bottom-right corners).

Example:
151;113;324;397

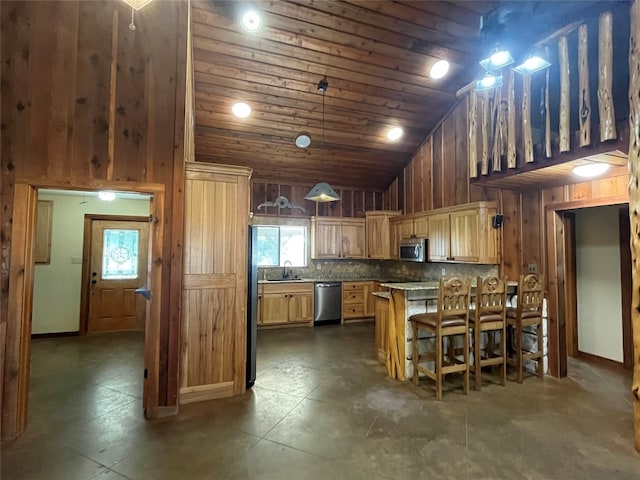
379;280;519;382
379;282;441;381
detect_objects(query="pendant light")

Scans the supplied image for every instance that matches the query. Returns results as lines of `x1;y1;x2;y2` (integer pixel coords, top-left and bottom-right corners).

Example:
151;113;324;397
305;78;341;203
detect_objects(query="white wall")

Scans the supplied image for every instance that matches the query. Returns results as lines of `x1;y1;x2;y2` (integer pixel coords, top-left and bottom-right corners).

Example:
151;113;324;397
33;191;150;334
575;205;623;362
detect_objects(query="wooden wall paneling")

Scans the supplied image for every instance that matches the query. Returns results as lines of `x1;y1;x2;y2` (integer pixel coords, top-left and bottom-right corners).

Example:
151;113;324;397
354;190;365;217
598;11;617;142
628;0;640;452
292;185;316;216
481;91;490;175
545;208;561;378
590;174;630;200
522;75;534;163
559;36;571;153
341;189;354;217
432;126;444;209
373;191;383;210
265;183;279;215
404;163;413;214
412;146;423;213
397;170;405;213
520;190;543;275
468;90;478;178
507;70;517;168
422;137;433;211
455;101;469;204
112;3;148;182
443;114;457;208
554;211;568;378
278;184;292;216
499;189;522;281
364;191;375;214
72;1;114;179
251;182;267;213
578;24;592;147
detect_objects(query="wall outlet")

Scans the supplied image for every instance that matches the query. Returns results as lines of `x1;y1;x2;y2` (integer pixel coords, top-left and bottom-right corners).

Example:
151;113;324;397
70;256;83;264
527;263;538;274
316;263;321;270
441;267;446;276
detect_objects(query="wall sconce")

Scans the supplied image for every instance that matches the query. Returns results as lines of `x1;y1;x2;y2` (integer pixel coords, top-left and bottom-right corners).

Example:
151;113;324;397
476;72;503;91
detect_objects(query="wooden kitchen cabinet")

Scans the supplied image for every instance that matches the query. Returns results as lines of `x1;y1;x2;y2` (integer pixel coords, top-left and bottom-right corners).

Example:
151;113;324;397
311;217;365;259
260;282;314;327
398;213;429;240
365;210;401;259
389;217;401;260
342;281;376;322
427;202;499;264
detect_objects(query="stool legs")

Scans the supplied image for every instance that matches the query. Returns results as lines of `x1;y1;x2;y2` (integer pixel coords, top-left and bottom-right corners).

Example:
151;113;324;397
463;330;469;395
412;322;419;386
474;326;482;391
500;329;507;386
436;332;443;401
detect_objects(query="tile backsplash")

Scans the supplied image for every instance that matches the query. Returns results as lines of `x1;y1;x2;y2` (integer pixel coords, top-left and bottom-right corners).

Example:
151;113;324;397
260;259;498;282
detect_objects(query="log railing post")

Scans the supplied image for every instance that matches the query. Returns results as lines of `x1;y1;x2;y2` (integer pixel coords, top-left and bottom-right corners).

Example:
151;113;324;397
599;11;617;141
579;23;592;147
469;90;478;178
522;75;533;163
628;0;640;454
559;36;571;152
507;70;517;168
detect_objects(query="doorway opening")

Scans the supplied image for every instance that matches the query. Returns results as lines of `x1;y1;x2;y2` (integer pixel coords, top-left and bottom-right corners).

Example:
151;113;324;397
548;200;633;377
3;181;165;441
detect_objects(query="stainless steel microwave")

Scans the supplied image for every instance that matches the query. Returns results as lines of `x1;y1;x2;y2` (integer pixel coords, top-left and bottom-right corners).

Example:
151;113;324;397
399;238;428;262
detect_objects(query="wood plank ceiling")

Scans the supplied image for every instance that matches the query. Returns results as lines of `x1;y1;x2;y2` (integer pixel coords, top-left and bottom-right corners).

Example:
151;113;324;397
191;1;609;192
191;0;496;191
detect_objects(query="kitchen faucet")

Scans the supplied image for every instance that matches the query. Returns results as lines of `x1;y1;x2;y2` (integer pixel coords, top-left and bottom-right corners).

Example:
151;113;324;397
283;260;292;279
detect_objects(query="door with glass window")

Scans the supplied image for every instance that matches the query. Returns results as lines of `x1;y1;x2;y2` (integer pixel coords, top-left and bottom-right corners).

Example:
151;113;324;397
88;219;149;332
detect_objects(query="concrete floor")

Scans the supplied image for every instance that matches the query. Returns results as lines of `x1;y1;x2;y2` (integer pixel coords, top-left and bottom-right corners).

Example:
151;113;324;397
2;324;639;479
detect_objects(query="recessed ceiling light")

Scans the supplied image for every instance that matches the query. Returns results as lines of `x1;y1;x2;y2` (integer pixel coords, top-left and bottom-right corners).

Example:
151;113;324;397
241;9;262;32
430;60;450;79
573;163;610;178
98;191;116;201
232;102;251;119
387;126;403;141
295;134;311;148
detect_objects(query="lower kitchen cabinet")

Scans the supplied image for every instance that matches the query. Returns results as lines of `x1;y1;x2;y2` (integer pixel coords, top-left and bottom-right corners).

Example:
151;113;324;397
342;281;377;322
259;283;314;327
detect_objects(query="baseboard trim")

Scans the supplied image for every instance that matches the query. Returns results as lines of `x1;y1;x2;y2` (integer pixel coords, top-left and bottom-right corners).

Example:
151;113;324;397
576;351;624;370
31;331;79;339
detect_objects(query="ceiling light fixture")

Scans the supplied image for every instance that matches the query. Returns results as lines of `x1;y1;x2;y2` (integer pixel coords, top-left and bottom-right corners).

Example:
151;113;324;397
295;133;311;149
476;72;503;92
514;53;551;75
98;191;116;201
480;47;514;71
232;102;251;119
573;163;611;178
241;9;262;32
121;0;154;31
304;78;340;203
430;60;450;79
387;126;403;141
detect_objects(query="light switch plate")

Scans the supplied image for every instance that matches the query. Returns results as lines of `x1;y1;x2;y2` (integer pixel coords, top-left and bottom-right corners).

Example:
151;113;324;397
527;263;538;274
71;256;83;264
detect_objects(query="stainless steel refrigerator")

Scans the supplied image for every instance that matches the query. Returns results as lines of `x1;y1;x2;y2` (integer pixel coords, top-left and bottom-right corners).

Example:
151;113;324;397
246;225;258;389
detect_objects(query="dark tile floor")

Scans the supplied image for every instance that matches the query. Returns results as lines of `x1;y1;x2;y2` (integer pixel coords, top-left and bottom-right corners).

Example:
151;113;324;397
2;324;639;479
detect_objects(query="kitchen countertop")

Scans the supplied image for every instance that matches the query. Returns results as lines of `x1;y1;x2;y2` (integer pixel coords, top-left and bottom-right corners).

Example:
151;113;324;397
372;291;391;299
259;278;397;284
380;280;518;291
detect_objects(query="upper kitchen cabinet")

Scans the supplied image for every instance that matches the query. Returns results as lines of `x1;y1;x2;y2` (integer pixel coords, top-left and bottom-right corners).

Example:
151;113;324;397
397;213;429;240
427;202;500;264
365;211;401;259
311;217;365;259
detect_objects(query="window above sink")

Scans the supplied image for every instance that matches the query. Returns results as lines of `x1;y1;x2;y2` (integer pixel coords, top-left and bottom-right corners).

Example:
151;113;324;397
255;225;307;267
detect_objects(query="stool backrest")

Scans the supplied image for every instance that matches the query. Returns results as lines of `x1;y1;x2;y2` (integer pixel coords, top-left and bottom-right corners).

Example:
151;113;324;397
475;276;508;317
437;276;471;319
517;274;544;314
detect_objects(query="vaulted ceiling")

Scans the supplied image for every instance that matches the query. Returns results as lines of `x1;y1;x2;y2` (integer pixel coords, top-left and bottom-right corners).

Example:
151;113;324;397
191;0;605;191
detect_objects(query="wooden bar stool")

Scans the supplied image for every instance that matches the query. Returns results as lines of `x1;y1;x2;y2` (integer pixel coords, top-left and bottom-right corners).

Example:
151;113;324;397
469;276;507;390
409;277;471;400
507;274;545;383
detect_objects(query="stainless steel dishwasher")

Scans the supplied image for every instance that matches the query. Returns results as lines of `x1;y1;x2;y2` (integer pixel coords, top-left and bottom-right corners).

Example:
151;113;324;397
314;282;342;325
